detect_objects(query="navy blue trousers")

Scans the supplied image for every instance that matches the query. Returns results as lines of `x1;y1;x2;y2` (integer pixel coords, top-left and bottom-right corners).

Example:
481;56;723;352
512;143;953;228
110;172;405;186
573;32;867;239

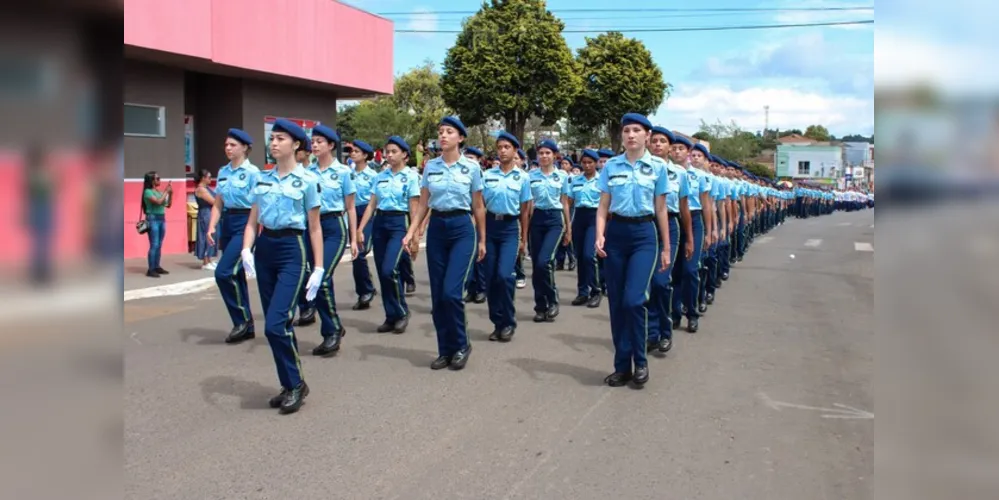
673;210;704;321
316;214;347;337
572;207;599;298
352;204;376;297
426;213;476;356
529;209;564;313
215;211;254;329
400;251;415;286
372;212;411;322
484;216;521;330
465;231;486;295
648;215;679;343
604;218;658;374
255;231;307;390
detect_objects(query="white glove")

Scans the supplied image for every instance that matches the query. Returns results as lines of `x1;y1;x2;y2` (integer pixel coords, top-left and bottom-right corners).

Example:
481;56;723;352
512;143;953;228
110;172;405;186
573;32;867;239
240;248;256;279
305;267;325;302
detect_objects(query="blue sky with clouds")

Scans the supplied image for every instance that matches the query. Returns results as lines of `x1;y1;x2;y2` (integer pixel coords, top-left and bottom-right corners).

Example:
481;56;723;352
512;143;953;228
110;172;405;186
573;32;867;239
344;0;874;137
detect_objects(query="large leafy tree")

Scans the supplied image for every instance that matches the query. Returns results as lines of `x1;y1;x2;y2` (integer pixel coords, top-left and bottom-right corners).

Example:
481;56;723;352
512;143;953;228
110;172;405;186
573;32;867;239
804;124;831;142
698;119;763;162
570;32;669;151
346;97;413;146
441;0;582;141
392;60;451;146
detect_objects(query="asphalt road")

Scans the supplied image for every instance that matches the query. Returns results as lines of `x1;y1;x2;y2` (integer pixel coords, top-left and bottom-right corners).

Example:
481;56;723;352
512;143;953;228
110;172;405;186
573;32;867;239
124;210;874;500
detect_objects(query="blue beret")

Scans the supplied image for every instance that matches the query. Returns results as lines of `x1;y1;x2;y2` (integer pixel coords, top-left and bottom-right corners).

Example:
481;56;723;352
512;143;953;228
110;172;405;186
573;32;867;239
495;131;521;149
650;126;675;142
517;149;527;161
598;148;614;158
352;139;374;155
464;146;483;158
581;149;599;162
439;116;467;137
693;143;709;156
621;112;652;130
673;135;693;149
386;135;410;154
537;139;559;153
271;119;309;148
311;125;340;145
227;128;253;146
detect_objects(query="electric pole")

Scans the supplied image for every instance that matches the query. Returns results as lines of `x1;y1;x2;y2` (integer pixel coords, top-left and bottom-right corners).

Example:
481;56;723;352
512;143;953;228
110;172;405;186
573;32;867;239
764;105;770;135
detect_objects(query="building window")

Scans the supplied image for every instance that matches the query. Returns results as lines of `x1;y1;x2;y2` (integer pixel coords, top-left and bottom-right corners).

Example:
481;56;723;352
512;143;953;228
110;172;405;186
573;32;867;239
797;160;811;176
124;103;166;137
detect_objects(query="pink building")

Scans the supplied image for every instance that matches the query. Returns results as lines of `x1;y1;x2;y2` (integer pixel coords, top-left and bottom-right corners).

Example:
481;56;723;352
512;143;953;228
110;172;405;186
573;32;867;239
123;0;394;259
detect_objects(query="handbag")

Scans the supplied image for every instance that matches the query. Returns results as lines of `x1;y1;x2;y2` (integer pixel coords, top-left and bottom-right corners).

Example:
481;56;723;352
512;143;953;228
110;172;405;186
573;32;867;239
136;203;149;234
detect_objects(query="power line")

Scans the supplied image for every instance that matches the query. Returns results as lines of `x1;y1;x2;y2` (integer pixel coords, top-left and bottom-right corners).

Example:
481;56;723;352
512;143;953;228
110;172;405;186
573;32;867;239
380;6;873;16
395;19;875;34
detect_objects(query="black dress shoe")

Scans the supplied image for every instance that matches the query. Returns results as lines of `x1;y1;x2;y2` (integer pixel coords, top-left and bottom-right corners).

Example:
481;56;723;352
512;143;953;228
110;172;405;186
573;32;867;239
376;320;395;333
154;267;169;275
571;295;589;306
146;270;160;278
555;262;565;271
545;304;559;322
657;337;672;353
721;272;729;281
449;345;472;370
698;303;708;314
533;311;547;323
498;326;515;342
405;282;416;295
633;366;649;385
268;388;289;408
463;292;474;303
473;293;486;304
604;372;632;387
279;382;309;414
312;331;342;356
489;329;502;341
294;307;316;326
567;260;576;271
587;295;602;308
392;315;409;334
225;322;255;344
352;295;372;311
706;293;715;305
646;339;657;353
687;318;699;333
430;356;452;370
671;316;683;330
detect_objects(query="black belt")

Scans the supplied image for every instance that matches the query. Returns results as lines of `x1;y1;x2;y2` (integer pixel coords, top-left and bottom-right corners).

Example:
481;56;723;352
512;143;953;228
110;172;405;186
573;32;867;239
377;210;408;216
610;214;654;223
320;211;344;220
261;227;304;238
487;212;518;221
537;208;562;214
432;210;470;218
226;208;251;215
575;207;597;212
668;212;679;219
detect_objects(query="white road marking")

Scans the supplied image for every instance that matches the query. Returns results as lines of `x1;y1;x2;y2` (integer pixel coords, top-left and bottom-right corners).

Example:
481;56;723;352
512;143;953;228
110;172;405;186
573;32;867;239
130;332;142;345
759;393;873;420
854;242;874;252
804;239;823;247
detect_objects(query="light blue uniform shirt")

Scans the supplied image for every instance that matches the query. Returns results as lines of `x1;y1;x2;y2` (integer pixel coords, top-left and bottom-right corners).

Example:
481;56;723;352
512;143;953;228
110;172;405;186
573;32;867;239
351;166;378;206
569;173;602;209
254;166;321;231
664;160;689;213
728;179;740;201
482;166;532;215
308;162;356;213
421;155;484;211
528;168;570;210
216;160;260;210
598;151;668;217
684;167;706;211
711;174;726;201
372;166;420;212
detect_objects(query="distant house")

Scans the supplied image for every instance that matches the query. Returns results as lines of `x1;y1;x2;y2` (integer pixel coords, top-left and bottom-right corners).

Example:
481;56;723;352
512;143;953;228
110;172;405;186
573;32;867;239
777;134;817;145
776;143;844;185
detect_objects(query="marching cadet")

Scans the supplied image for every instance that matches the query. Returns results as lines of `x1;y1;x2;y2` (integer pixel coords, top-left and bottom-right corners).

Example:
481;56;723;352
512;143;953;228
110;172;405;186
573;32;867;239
514;148;529;289
595;113;671;387
306;125;359;355
528;139;572;323
689;143;716;316
670;135;707;333
357;135;420;334
206;128;260;344
463;146;487;304
597;148;614;170
480;132;532;342
703;155;730;306
402;116;486;371
348;140;378;310
294;137;319;326
239;118;325;414
568;149;603;308
555;157;576;272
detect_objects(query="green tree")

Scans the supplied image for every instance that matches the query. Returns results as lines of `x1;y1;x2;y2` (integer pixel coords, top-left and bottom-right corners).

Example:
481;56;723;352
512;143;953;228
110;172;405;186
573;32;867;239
743;161;773;179
336;103;358;139
392;60;451;146
692;131;712;142
698;119;763;162
441;0;582;141
564;121;610;149
804;124;831;142
347;97;413;146
778;128;803;137
570;32;669;151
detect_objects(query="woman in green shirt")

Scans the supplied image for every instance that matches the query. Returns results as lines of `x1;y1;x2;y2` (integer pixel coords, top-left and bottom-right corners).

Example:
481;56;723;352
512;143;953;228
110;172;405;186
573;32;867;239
141;171;172;277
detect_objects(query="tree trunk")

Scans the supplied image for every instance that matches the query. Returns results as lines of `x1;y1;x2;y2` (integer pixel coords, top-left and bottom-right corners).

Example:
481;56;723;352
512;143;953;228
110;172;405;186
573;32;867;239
506;116;527;148
608;121;623;153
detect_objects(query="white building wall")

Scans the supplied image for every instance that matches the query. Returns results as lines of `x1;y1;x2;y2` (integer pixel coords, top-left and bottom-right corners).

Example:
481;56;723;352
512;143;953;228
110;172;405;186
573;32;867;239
784;148;843;179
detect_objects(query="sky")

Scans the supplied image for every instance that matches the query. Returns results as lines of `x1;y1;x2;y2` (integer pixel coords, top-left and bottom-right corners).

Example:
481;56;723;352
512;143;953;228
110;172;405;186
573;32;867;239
343;0;876;137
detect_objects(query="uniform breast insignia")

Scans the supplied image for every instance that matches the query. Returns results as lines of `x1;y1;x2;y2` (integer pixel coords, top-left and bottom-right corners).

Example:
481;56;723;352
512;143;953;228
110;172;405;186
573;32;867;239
668;171;678;181
292;179;303;188
239;173;247;181
461;166;470;175
400;175;407;183
513;172;520;181
640;164;653;176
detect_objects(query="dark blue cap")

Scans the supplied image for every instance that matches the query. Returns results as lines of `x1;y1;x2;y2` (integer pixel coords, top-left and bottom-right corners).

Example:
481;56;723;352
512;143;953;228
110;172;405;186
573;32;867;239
495;131;521;149
386;135;410;155
598;148;614;158
227;128;253;146
439;116;467;137
302;138;312;152
621;113;652;131
464;146;483;158
272;119;309;149
312;125;340;145
517;149;527;161
650;126;675;142
693;143;709;156
352;140;374;155
673;135;693;149
537;139;559;153
581;149;599;162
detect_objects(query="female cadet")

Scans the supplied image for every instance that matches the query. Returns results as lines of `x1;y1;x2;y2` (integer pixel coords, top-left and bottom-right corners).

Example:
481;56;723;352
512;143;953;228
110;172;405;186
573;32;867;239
555;156;576;272
356;135;420;334
462;146;487;304
690;143;716;316
307;125;359;356
402;117;486;371
670;135;707;333
645;126;688;354
595;113;671;387
239;118;324;414
348;140;378;310
528;139;572;323
568;149;602;308
294;138;319;326
480;132;532;342
514;148;529;289
206;129;260;344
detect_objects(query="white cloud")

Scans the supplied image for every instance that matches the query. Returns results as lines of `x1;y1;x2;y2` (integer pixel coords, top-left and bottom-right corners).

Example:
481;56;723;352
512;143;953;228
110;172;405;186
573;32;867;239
771;0;873;30
875;28;999;95
402;7;439;39
651;86;873;136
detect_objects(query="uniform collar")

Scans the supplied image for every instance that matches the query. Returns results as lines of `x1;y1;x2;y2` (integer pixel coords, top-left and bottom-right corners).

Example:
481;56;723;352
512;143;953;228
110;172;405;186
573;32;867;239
268;164;307;179
492;165;522;176
229;159;252;170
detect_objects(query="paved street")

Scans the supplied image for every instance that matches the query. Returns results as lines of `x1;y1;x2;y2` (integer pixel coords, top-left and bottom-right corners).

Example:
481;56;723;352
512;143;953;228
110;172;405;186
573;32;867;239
124;210;874;500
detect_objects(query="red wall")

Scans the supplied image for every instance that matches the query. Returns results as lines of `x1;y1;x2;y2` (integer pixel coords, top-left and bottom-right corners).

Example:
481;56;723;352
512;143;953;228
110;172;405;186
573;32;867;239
123;180;190;260
124;0;394;94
